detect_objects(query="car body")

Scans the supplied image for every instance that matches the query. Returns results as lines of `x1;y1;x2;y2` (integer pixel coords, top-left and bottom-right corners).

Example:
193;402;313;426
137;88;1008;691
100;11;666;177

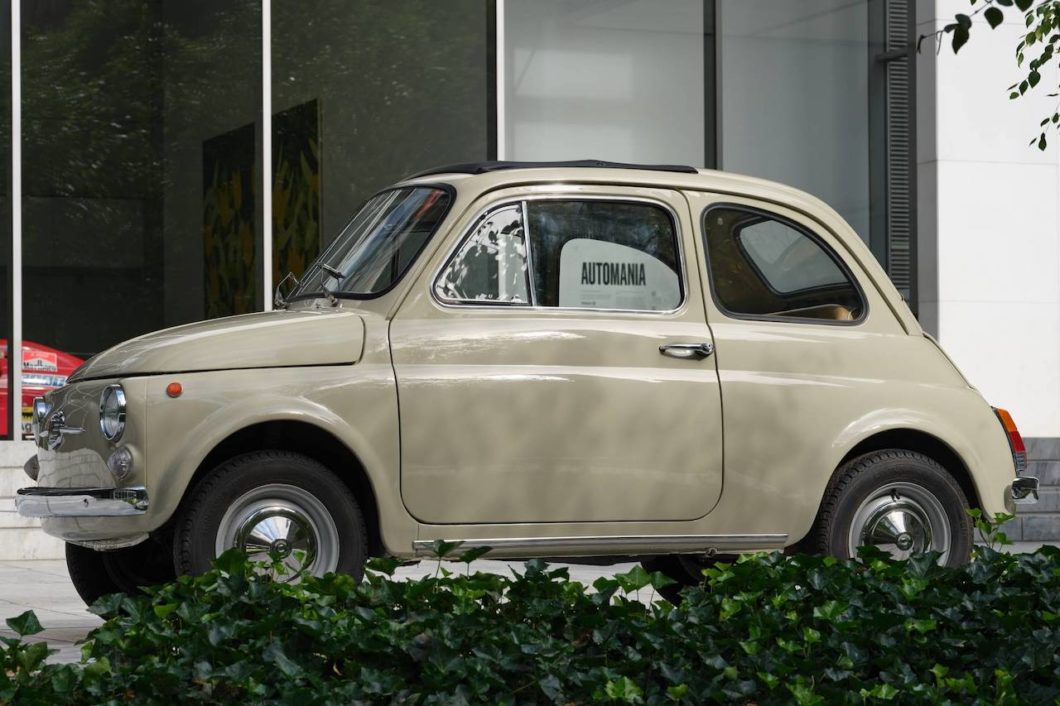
0;340;83;438
15;161;1039;601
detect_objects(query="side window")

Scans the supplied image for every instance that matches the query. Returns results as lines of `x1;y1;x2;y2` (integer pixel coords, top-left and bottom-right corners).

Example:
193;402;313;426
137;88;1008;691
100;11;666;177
703;207;865;322
436;198;683;312
435;204;531;304
525;200;682;311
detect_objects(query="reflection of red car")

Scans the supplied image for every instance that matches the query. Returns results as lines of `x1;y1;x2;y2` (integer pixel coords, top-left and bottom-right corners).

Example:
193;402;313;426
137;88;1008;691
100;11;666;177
0;341;84;438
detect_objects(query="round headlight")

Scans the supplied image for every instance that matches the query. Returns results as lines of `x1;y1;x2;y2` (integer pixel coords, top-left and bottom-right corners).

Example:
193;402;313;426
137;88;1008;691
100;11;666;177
99;385;127;441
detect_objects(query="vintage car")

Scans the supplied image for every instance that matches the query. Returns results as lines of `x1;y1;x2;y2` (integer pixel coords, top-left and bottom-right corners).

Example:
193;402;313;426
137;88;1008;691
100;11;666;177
16;161;1039;604
0;340;83;438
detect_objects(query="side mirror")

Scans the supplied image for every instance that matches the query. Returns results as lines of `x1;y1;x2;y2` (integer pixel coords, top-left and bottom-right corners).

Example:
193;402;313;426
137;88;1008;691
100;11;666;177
273;271;300;309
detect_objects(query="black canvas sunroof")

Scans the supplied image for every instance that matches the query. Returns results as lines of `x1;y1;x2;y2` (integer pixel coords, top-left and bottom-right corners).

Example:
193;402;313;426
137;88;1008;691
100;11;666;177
406;160;699;180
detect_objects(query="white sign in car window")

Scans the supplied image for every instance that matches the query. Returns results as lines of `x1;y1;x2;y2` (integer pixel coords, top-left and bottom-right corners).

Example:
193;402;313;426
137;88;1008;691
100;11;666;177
558;239;680;311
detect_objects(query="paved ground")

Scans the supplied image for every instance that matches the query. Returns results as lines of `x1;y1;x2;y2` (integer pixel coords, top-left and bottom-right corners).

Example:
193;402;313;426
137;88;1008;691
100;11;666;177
0;544;1047;665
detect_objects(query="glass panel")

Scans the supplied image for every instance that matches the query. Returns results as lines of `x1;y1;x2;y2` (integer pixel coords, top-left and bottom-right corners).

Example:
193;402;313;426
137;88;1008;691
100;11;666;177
272;0;493;277
21;0;262;365
505;0;708;165
703;207;864;322
738;220;848;293
526;201;681;311
294;187;451;299
718;0;871;242
436;204;529;304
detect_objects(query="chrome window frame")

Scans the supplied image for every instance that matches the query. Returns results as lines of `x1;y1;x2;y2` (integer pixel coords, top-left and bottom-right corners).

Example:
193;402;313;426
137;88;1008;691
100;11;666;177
433;201;532;307
430;193;689;317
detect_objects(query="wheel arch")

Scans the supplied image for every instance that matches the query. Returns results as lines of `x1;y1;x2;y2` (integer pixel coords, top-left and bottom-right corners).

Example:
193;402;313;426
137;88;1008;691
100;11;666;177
182;420;384;557
837;428;982;513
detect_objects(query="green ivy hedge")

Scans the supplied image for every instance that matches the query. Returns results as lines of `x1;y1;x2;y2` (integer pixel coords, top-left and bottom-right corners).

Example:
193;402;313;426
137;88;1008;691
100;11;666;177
3;541;1059;705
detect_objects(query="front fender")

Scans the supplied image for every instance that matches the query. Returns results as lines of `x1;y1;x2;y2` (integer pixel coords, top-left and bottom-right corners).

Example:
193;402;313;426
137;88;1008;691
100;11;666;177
139;364;411;551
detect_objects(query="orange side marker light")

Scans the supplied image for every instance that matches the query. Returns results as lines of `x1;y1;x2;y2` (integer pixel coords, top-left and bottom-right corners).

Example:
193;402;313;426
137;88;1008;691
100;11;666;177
166;382;183;398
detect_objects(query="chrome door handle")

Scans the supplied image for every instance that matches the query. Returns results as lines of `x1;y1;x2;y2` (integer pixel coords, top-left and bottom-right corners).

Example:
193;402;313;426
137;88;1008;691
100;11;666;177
659;342;714;359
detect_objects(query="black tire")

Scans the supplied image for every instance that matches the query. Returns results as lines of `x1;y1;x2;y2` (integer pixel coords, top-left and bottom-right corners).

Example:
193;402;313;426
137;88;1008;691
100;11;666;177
642;553;737;604
808;449;973;567
65;536;176;606
174;450;367;579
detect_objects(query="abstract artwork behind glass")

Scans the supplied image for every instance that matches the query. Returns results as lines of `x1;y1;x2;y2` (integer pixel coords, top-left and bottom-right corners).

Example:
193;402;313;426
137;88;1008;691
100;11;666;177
272;99;321;282
203;123;256;318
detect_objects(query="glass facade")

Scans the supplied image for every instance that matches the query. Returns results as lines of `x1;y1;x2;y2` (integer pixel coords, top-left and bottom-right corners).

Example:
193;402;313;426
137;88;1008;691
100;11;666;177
0;0;914;439
271;0;494;273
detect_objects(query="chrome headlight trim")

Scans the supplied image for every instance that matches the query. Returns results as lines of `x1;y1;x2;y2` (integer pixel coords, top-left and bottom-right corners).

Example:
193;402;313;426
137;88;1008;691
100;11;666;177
99;384;127;441
32;397;49;437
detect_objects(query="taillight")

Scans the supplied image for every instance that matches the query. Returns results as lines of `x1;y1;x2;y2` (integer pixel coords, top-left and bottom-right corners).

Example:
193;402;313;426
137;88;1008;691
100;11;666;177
993;407;1028;473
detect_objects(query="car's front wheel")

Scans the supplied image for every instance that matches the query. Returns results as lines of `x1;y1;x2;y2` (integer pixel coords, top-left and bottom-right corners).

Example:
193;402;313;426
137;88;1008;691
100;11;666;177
65;536;176;606
809;449;973;567
174;451;367;580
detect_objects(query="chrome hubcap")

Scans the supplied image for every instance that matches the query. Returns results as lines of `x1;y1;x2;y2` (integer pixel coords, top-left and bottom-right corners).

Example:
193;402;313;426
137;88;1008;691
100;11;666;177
848;482;950;562
216;484;340;580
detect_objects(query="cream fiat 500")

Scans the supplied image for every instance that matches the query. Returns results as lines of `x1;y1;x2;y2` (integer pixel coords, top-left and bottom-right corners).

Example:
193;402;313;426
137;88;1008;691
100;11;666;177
17;161;1039;604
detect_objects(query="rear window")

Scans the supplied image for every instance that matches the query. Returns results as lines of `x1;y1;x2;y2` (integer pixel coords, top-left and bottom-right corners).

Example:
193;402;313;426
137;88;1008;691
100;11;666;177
703;206;865;322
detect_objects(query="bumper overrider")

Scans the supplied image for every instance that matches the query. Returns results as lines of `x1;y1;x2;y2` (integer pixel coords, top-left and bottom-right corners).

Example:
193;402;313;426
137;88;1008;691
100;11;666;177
1011;475;1039;504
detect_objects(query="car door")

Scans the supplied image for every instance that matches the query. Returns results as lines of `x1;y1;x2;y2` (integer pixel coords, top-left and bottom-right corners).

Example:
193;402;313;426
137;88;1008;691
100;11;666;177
389;184;723;525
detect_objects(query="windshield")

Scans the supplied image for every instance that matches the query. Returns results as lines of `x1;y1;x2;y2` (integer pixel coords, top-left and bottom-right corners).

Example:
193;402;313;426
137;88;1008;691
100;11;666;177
291;186;452;299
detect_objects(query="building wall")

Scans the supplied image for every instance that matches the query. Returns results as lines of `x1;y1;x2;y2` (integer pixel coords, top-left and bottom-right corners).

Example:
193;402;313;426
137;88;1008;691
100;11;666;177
917;0;1060;438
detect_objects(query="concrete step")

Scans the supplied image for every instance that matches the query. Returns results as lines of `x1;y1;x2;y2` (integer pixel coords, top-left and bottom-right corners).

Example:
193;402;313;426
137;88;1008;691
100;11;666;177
0;527;64;561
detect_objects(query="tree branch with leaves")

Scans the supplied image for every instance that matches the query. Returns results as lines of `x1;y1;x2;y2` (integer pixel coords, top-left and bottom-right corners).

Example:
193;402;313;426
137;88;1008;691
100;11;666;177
923;0;1059;149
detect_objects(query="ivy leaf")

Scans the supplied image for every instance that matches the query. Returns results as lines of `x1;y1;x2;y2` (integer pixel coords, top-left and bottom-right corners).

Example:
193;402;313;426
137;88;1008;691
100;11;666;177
458;545;492;564
430;539;462;558
985;6;1004;28
6;611;43;637
605;676;644;703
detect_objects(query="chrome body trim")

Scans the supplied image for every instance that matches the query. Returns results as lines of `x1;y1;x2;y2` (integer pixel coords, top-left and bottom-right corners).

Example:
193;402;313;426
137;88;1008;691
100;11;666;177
31;397;49;437
1011;476;1039;504
411;533;788;557
38;408;84;451
15;486;149;517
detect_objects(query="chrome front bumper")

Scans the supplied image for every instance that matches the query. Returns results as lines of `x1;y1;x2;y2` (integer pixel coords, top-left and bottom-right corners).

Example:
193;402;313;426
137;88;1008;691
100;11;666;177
15;486;149;517
1011;476;1039;504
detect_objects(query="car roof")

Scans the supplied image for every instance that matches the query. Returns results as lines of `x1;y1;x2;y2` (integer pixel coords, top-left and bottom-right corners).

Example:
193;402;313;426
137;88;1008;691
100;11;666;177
397;160;835;216
405;160;700;179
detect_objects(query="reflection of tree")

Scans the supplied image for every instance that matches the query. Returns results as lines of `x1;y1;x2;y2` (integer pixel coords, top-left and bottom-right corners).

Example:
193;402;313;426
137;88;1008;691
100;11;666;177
272;0;493;223
19;0;491;253
22;1;164;200
15;0;492;354
21;0;264;200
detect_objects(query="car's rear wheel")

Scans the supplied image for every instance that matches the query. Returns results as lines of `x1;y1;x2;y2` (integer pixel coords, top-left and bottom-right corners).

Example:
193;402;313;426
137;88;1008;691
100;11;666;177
65;536;176;606
174;450;367;580
809;449;973;567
